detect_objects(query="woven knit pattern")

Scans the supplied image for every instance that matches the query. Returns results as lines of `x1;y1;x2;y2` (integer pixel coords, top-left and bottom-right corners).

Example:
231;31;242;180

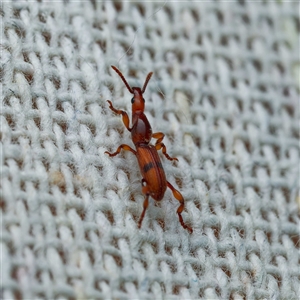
1;1;299;299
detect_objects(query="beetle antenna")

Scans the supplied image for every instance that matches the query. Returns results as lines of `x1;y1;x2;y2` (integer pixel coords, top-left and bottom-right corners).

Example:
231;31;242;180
142;72;153;93
111;65;134;94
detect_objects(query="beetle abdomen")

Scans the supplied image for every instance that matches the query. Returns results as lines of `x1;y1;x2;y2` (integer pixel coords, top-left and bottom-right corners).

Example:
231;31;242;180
136;145;167;201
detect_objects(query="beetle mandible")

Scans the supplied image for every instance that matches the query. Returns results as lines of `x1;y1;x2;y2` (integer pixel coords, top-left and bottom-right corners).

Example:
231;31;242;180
105;65;193;233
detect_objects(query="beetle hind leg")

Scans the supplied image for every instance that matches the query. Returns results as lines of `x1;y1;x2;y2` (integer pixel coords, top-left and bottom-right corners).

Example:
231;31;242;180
138;180;150;228
167;181;193;233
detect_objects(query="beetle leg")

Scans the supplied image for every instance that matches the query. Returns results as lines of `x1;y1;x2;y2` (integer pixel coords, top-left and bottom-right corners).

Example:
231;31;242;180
138;182;150;228
152;132;178;161
105;144;136;157
152;132;165;144
167;181;193;233
107;100;131;131
155;143;178;162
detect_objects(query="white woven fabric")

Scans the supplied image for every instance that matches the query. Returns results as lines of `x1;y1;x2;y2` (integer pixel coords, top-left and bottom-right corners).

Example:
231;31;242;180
1;1;299;299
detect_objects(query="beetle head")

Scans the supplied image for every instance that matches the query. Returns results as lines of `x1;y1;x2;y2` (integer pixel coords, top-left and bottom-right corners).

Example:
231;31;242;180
111;65;153;113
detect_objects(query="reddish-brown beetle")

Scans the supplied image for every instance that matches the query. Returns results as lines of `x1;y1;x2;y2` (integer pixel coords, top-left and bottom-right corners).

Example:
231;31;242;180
105;66;193;233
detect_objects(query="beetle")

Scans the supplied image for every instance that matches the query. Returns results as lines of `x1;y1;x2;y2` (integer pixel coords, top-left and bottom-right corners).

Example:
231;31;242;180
105;65;193;233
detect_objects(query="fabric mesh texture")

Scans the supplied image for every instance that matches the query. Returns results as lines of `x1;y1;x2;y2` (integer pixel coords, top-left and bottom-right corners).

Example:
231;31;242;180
1;1;299;299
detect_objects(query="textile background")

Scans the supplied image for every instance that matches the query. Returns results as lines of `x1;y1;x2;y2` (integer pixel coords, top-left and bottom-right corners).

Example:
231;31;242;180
1;1;299;299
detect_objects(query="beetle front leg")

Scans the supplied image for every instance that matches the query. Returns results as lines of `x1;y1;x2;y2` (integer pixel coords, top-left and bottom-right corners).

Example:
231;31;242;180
167;181;193;233
107;100;131;131
105;144;136;157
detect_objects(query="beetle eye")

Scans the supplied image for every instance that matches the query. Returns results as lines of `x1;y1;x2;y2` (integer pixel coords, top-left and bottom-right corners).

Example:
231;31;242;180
143;98;145;102
131;97;134;103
